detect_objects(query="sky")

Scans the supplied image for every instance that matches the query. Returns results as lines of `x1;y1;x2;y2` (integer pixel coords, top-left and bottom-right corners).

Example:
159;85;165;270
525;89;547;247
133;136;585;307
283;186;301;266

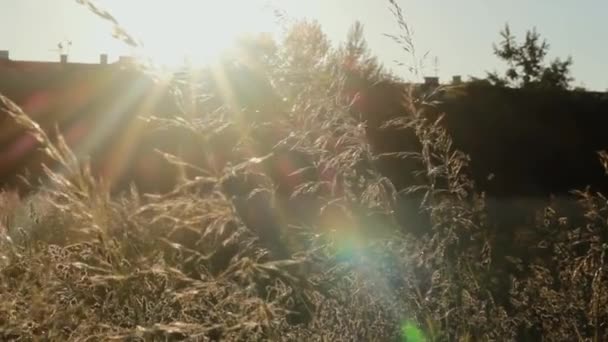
0;0;606;90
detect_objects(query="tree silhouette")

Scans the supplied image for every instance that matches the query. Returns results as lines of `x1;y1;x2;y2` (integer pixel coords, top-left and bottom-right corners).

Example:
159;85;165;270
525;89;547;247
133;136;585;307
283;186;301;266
340;21;385;83
281;20;331;73
487;24;573;90
330;21;392;102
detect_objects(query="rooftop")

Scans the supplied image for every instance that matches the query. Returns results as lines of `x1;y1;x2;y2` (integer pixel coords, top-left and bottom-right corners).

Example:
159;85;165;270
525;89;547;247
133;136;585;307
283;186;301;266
0;50;135;72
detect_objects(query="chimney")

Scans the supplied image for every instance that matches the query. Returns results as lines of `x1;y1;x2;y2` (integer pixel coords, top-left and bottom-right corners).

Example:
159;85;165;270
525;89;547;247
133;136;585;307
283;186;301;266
60;54;68;64
424;76;439;86
100;53;108;65
118;56;134;65
0;50;9;60
452;75;462;84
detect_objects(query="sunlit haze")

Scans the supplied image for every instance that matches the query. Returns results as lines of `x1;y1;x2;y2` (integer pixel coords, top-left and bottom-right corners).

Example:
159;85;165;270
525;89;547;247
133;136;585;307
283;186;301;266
0;0;607;89
96;0;282;66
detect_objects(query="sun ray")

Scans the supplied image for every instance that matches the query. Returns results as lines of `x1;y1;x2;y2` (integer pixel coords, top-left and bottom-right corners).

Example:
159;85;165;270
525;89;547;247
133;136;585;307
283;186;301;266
90;76;171;188
96;0;281;68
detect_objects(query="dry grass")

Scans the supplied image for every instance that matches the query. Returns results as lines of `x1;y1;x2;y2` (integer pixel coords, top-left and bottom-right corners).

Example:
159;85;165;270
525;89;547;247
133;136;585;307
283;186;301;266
0;1;607;341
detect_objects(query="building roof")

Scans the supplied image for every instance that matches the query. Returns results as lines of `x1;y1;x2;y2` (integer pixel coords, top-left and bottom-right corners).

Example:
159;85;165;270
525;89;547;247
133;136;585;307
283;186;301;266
0;59;107;72
0;50;134;74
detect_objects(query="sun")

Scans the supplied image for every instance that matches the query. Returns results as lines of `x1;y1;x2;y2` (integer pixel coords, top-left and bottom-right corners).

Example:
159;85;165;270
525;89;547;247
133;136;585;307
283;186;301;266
100;0;282;67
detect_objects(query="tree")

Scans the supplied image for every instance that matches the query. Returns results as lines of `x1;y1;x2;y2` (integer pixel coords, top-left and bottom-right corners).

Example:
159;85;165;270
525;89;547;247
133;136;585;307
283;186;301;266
274;20;391;101
340;21;385;83
487;24;574;90
330;21;393;103
280;20;331;73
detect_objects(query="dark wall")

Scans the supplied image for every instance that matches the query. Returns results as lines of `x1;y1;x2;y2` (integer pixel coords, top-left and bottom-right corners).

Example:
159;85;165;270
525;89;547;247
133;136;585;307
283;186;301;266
0;63;294;195
0;66;185;194
437;84;608;197
353;81;608;199
4;63;608;206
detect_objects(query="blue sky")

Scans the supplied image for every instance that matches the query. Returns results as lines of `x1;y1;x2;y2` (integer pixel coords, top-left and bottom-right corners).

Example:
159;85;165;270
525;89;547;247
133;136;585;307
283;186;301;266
1;0;606;90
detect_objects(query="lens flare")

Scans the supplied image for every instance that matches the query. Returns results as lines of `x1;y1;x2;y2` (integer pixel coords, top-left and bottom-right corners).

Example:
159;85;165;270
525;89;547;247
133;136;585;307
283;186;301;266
401;321;426;342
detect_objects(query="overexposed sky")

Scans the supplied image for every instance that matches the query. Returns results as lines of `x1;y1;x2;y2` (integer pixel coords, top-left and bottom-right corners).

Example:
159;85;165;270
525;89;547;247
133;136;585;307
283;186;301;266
0;0;606;90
